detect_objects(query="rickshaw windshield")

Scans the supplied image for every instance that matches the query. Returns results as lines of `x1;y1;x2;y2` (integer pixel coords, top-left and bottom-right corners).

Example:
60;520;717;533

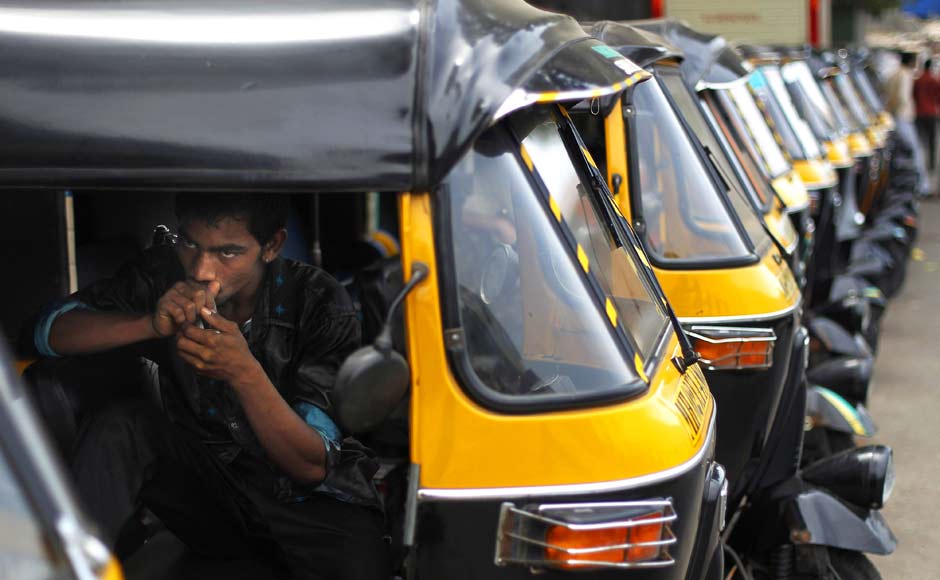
762;67;823;159
835;73;874;128
443;112;648;406
854;69;885;114
823;78;860;133
781;62;839;142
657;69;771;244
705;89;787;214
750;69;806;159
516;109;669;358
628;75;755;265
0;446;68;579
785;62;844;138
726;83;791;179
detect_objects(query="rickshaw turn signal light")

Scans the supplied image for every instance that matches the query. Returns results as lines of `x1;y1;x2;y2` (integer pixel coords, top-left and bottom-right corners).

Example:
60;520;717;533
495;500;677;570
685;326;776;371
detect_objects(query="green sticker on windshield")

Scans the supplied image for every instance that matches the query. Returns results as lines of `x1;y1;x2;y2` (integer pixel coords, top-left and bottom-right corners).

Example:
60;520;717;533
592;45;621;59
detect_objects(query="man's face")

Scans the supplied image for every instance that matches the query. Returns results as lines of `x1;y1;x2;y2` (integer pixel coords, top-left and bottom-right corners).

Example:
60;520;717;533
176;216;266;305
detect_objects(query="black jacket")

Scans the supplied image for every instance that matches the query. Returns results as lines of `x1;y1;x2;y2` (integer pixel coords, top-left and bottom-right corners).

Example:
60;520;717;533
53;245;380;507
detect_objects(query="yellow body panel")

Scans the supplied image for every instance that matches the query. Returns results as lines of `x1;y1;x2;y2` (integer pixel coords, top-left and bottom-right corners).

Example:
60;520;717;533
792;158;837;191
764;199;799;254
771;170;810;211
401;193;713;490
866;126;886;150
605;102;632;221
654;250;800;320
823;138;854;169
878;111;895;131
847;131;874;158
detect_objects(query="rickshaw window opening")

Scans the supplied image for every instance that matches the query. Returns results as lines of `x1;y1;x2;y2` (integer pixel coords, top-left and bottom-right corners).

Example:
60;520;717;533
432;116;649;414
625;70;763;269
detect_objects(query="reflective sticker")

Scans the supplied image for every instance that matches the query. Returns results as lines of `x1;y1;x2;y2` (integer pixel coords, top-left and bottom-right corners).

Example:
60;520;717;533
592;45;622;59
581;146;598;169
675;365;710;442
536;91;561;103
549;195;562;222
634;353;648;382
519;144;534;172
605;297;618;327
635;246;651;268
577;244;590;273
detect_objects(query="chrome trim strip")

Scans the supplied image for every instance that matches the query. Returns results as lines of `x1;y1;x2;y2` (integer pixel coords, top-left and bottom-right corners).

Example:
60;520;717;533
418;411;715;501
403;463;420;546
678;299;801;325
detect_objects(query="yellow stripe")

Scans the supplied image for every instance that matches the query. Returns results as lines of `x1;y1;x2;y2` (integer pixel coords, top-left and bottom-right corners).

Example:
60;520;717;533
577;244;590;272
536;91;561;103
582;146;598;169
519;144;534;172
549;195;562;222
634;353;649;382
605;297;618;327
819;389;866;436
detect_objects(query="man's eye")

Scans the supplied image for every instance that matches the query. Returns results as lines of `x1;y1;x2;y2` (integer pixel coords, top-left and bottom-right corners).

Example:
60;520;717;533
220;251;238;259
181;238;197;249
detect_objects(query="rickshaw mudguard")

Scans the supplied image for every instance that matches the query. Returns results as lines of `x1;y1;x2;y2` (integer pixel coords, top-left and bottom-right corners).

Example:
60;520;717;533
806;385;876;437
785;489;897;555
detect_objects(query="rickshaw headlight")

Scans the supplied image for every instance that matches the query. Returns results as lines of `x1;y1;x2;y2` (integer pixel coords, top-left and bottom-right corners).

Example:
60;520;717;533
802;445;894;509
495;500;677;570
686;326;776;371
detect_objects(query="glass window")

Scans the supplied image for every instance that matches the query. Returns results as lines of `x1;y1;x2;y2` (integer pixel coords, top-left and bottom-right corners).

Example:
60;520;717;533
657;69;770;248
762;67;823;159
726;84;791;179
445;116;643;402
853;69;884;114
785;62;844;138
781;62;837;143
822;78;860;133
517;109;669;358
0;451;66;580
749;69;806;160
835;73;873;128
628;75;753;263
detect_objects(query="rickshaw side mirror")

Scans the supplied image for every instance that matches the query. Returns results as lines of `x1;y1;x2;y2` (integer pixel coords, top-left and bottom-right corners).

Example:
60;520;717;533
333;262;429;435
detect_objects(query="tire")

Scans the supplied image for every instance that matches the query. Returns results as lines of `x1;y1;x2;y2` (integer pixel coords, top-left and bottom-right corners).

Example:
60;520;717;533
828;548;881;580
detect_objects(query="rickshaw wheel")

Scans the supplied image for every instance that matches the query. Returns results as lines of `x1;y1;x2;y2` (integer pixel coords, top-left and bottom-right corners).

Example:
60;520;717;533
827;548;881;580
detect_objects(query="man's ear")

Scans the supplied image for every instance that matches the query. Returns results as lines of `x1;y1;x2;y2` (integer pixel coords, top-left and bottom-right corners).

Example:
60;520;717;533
262;228;288;263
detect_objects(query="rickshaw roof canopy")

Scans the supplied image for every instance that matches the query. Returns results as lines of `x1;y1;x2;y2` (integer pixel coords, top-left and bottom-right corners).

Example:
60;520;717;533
0;0;634;192
584;20;683;69
633;20;752;90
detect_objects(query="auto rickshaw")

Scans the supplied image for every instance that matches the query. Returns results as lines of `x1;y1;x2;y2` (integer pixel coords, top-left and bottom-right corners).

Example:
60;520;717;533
0;0;727;578
623;22;882;456
0;343;123;580
631;22;812;291
574;21;896;578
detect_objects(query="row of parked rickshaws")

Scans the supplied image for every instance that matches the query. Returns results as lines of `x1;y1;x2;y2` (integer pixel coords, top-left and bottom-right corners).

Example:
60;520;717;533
0;0;918;579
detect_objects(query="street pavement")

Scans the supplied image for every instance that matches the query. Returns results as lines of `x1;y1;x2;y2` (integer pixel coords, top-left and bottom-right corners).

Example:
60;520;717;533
868;197;940;578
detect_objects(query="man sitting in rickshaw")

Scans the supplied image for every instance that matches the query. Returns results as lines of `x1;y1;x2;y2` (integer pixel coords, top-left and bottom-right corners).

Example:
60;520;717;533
33;193;386;579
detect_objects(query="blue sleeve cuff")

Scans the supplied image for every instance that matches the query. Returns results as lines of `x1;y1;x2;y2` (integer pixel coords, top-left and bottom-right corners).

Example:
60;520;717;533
292;401;342;468
34;300;95;358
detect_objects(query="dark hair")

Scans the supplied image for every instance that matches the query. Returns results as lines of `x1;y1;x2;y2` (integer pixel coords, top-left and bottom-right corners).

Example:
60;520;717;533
174;193;290;244
901;51;917;66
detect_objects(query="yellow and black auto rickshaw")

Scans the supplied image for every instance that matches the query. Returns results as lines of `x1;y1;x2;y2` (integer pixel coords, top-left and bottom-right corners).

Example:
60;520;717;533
1;1;727;578
574;21;896;579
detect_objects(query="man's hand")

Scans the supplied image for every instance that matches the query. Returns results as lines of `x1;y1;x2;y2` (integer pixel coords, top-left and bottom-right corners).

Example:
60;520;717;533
175;307;261;386
153;281;220;338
